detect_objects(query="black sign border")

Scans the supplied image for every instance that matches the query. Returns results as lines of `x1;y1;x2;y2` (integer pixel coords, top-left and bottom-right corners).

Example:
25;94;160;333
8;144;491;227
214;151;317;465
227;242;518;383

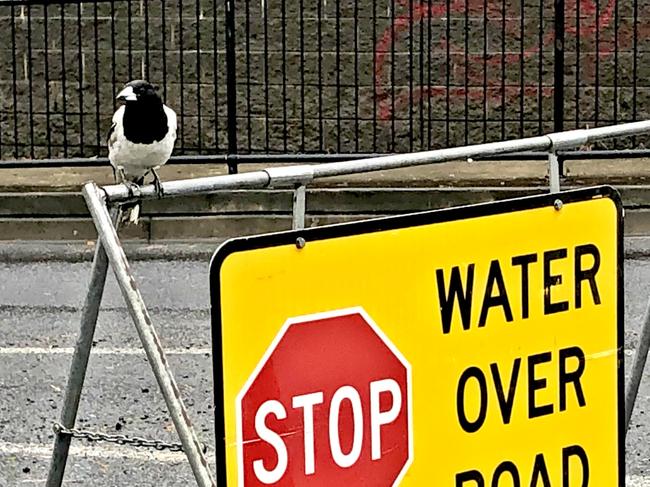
209;185;624;486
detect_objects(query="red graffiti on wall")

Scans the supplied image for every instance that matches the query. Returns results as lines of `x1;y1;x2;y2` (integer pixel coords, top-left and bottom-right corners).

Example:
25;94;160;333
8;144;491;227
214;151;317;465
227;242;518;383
374;0;642;121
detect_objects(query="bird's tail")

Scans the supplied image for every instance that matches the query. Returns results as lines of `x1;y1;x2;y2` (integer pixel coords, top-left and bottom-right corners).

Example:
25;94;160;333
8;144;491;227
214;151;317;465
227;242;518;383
118;175;144;225
120;201;141;225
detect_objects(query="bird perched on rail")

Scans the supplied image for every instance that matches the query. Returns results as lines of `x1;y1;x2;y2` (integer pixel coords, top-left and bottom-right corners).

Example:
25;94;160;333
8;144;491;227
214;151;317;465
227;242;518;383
108;80;177;224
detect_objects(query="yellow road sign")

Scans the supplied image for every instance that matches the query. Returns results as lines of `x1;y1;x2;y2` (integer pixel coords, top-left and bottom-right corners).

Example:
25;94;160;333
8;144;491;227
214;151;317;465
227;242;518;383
210;185;623;486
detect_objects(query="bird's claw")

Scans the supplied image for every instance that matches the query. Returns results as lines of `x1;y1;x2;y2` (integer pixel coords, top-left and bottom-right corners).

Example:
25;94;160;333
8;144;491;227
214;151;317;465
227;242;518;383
125;181;141;199
151;170;164;199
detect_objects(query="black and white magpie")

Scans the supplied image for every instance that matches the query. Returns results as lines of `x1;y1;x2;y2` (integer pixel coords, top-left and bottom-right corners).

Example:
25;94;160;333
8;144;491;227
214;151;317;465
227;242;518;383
108;80;177;224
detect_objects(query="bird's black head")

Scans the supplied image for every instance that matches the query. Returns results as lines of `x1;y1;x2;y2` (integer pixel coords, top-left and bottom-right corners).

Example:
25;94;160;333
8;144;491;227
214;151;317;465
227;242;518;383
116;80;169;144
116;80;161;105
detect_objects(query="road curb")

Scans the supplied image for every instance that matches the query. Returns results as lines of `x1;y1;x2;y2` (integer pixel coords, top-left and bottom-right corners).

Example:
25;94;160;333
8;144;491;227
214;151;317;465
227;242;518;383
2;185;650;245
3;237;650;263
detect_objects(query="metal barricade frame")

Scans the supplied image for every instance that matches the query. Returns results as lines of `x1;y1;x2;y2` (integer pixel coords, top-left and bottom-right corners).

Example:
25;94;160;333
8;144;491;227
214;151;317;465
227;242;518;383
45;121;650;486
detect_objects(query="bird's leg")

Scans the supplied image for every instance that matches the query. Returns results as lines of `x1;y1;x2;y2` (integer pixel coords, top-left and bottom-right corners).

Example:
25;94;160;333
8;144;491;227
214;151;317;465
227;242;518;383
116;167;136;193
113;170;140;223
115;166;127;184
127;181;141;199
116;168;141;200
151;169;164;198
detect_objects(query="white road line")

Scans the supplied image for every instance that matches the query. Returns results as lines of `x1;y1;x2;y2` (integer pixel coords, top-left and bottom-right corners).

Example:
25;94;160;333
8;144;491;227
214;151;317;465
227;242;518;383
0;439;648;484
0;440;192;463
0;347;211;356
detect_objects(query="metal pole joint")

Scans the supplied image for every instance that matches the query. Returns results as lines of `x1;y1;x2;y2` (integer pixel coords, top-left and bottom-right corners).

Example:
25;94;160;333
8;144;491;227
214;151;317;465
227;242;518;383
547;130;589;151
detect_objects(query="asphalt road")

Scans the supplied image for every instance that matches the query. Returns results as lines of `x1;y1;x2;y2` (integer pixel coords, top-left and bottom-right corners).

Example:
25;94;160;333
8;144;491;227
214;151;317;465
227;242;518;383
0;248;649;486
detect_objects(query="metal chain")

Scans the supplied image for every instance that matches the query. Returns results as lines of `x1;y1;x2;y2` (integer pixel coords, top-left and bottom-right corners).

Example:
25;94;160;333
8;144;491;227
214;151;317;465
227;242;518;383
53;422;186;452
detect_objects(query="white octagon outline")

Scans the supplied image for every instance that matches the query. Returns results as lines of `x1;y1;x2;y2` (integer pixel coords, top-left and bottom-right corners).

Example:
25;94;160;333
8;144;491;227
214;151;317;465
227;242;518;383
235;306;414;486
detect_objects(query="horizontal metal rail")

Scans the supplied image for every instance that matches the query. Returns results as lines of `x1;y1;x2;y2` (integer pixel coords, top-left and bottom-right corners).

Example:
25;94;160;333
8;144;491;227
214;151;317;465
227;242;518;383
101;121;650;203
5;149;650;170
3;149;650;171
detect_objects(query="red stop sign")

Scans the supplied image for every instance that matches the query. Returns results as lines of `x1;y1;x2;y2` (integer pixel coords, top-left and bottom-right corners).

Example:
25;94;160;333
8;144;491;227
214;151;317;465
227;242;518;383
236;308;412;486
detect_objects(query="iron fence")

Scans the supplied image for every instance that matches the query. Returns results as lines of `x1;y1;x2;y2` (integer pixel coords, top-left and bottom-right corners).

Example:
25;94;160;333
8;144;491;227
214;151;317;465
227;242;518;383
1;0;649;167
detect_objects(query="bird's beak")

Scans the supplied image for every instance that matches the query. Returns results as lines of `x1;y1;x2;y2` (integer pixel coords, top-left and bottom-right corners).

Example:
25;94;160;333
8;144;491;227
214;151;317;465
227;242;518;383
116;86;137;102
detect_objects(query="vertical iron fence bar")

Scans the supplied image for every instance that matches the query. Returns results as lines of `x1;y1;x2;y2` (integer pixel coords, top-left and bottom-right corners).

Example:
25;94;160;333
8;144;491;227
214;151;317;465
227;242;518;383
519;0;524;138
595;0;599;127
144;0;150;81
44;3;51;157
424;0;433;150
354;0;360;152
336;0;341;153
243;0;251;152
613;0;619;146
317;0;323;151
60;3;69;157
77;2;84;156
27;4;35;158
225;0;238;170
445;0;450;146
427;0;432;148
418;0;424;150
162;0;168;102
110;0;116;114
633;0;638;146
127;0;133;79
10;4;18;157
213;0;221;151
500;0;505;139
281;0;288;152
553;0;564;132
372;0;377;152
575;0;580;129
299;0;306;152
464;0;469;146
482;0;487;142
537;0;543;133
263;0;270;151
390;0;396;150
93;1;100;153
0;5;4;157
179;0;185;152
195;0;202;152
408;0;414;151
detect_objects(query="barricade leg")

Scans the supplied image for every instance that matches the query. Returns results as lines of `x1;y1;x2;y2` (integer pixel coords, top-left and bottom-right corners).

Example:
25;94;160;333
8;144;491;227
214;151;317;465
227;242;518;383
292;183;307;230
548;150;561;193
626;294;650;431
82;183;216;487
46;208;119;487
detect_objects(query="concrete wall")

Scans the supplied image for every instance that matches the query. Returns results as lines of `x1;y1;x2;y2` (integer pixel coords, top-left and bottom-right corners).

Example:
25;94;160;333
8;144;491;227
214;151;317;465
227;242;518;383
1;0;648;160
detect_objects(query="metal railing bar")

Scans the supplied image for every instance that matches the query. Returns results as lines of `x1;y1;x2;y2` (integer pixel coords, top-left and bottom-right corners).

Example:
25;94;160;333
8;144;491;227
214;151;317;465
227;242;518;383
5;148;650;170
99;121;650;203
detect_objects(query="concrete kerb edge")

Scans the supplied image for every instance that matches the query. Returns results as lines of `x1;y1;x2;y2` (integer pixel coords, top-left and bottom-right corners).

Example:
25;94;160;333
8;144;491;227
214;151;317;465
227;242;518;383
2;237;650;263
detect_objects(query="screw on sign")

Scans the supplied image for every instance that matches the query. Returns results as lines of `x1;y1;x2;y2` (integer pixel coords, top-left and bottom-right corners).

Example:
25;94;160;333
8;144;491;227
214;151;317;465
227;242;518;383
236;308;413;486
